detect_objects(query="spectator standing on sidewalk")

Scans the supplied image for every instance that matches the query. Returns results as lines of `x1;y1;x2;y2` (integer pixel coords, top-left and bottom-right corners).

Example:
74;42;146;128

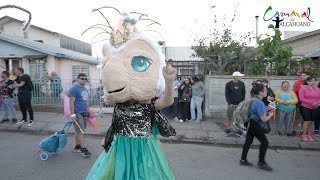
46;71;63;104
12;68;34;127
274;81;298;137
178;78;192;122
68;73;91;158
172;75;180;121
292;71;310;136
314;82;320;136
190;76;206;123
240;84;274;171
298;77;320;142
225;71;246;137
317;82;320;136
261;78;275;106
0;71;17;124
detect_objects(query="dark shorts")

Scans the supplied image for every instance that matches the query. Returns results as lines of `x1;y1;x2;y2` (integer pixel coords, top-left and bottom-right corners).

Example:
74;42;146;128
295;104;302;120
227;105;237;120
74;114;87;132
300;106;318;122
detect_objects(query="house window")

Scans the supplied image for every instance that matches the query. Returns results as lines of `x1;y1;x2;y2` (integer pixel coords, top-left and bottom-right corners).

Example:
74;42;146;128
180;68;195;76
29;60;45;80
72;65;90;80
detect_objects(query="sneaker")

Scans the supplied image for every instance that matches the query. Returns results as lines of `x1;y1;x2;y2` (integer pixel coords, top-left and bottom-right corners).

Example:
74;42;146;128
11;118;17;124
300;130;303;135
73;145;82;153
0;119;9;123
20;119;27;123
240;159;253;166
224;130;231;137
195;119;201;123
80;147;91;158
179;119;184;123
277;132;282;136
307;135;314;142
236;131;245;138
258;162;273;171
27;120;34;127
188;119;195;122
301;134;309;142
314;130;319;137
173;117;179;122
285;133;292;137
292;130;297;137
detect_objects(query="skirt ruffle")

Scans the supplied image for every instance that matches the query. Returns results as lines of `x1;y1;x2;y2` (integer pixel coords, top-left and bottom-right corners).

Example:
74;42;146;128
86;131;175;180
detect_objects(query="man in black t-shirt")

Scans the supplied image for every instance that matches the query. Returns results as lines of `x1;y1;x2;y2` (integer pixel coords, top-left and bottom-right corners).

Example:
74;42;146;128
12;68;34;126
225;71;246;138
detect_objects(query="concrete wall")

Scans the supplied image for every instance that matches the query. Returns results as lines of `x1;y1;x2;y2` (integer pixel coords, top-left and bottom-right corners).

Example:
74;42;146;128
3;21;60;47
203;75;316;118
282;34;320;57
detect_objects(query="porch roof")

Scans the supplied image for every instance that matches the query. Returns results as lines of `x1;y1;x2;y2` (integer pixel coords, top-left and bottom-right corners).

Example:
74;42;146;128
0;33;98;64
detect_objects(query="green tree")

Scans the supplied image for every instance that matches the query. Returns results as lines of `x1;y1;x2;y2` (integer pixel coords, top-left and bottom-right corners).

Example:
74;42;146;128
191;5;256;75
253;25;296;76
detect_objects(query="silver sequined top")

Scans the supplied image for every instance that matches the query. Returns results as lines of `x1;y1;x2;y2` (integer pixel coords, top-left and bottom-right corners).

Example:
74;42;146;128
113;102;154;138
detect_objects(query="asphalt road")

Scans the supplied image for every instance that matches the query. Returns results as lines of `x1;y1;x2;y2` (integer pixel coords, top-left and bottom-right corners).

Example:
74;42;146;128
0;131;319;180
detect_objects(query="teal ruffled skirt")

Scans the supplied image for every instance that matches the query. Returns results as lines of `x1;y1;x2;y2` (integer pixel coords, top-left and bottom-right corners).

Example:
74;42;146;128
86;127;175;180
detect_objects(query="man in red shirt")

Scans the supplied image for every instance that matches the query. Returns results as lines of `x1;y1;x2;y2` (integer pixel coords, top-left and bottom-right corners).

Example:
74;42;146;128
292;71;310;136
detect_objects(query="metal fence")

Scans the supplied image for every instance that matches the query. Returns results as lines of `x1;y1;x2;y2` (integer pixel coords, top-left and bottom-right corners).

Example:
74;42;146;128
21;79;111;108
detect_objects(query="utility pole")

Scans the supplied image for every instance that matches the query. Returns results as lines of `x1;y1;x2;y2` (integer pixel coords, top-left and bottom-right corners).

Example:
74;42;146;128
255;15;259;47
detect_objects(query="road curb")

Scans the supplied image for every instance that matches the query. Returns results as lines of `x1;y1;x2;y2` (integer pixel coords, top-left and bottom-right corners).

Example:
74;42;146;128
1;127;320;151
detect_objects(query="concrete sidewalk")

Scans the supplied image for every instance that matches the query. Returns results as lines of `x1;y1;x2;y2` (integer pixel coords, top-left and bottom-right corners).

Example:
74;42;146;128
0;112;319;150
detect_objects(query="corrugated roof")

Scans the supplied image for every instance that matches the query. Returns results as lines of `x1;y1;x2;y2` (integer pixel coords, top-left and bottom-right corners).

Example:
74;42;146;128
0;33;98;64
281;29;320;44
306;49;320;58
0;16;58;35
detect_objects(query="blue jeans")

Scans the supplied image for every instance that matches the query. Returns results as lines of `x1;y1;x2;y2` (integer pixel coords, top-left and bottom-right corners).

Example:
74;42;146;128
2;98;17;119
190;96;203;120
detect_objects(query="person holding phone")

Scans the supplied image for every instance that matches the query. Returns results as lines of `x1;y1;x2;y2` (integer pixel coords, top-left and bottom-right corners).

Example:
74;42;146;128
240;84;274;171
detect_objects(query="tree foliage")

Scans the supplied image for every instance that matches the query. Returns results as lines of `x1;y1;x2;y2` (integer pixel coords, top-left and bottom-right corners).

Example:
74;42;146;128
252;25;296;76
191;5;256;75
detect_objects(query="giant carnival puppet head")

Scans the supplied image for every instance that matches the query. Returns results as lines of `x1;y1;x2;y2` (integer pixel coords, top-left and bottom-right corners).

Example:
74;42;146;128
83;7;167;104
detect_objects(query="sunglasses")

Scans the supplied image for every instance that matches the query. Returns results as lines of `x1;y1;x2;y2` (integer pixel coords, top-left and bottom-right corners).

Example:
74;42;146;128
80;78;87;81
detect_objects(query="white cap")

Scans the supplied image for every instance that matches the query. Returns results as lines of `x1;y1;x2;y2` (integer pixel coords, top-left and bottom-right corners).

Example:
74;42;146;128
232;71;244;77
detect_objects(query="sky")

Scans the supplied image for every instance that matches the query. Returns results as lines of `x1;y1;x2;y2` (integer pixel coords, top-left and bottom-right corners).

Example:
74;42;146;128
1;0;319;57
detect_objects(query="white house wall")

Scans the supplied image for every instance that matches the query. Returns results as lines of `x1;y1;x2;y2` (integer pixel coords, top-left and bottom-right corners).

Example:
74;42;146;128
53;57;99;84
3;21;60;47
283;34;320;57
165;47;202;61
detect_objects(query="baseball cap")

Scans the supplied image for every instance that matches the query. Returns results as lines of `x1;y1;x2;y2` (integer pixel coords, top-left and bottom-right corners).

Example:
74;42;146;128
232;71;244;77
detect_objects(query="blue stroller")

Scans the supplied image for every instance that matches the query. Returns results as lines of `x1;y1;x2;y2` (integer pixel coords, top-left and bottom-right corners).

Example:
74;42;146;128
39;121;73;161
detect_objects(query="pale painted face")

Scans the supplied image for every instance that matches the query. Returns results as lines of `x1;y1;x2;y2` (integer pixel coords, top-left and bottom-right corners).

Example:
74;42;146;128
102;39;160;103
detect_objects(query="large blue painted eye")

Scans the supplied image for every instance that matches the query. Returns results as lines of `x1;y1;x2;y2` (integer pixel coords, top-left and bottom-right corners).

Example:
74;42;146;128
131;56;151;72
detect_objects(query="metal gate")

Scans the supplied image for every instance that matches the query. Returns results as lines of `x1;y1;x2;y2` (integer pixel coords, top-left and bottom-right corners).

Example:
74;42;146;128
169;60;205;81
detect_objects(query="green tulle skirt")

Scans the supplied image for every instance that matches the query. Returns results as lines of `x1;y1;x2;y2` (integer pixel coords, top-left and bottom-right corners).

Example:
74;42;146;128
86;127;175;180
